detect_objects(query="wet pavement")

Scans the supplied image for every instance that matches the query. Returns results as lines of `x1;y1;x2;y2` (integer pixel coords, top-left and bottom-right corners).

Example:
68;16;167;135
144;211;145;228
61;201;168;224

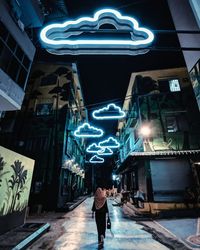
28;197;169;250
157;218;200;249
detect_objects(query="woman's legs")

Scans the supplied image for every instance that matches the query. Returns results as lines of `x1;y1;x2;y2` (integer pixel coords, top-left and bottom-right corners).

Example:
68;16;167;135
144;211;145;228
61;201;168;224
95;213;106;243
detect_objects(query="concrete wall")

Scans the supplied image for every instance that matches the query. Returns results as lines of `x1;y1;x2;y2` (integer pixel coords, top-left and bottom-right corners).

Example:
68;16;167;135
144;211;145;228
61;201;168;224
0;69;25;110
167;0;200;71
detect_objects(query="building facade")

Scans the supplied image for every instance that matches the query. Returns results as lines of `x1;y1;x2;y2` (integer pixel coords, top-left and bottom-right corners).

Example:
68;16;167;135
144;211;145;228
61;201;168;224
116;67;200;212
0;62;87;211
0;0;45;112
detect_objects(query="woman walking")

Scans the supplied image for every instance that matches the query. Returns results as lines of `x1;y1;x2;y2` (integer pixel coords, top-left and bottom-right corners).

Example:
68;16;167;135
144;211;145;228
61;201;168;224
92;187;109;248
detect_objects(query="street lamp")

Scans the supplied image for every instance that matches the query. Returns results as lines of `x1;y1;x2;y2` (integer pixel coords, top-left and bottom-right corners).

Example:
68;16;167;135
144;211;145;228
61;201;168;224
139;125;151;137
112;174;117;181
139;124;153;152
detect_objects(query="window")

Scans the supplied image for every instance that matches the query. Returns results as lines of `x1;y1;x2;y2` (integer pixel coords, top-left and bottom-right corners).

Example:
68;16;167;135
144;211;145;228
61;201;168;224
36;103;53;116
0;21;30;89
0;46;13;72
8;56;20;81
166;116;178;133
169;79;181;92
0;22;8;40
17;67;27;87
7;35;16;52
22;55;31;70
158;78;181;93
16;46;24;61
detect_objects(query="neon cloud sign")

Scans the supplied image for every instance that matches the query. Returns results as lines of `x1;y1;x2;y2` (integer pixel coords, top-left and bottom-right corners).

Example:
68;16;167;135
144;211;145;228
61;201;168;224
92;103;126;120
89;155;104;163
40;8;154;55
98;137;120;148
74;123;104;138
86;143;102;153
97;147;113;156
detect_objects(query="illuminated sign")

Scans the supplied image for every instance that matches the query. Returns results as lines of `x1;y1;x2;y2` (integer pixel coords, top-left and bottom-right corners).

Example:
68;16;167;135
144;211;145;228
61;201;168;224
98;137;120;148
97;147;113;156
92;103;126;120
74;123;103;138
86;143;102;153
89;155;104;163
40;8;154;55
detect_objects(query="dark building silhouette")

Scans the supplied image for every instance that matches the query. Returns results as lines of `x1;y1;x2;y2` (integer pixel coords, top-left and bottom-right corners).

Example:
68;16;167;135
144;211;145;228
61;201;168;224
0;62;87;211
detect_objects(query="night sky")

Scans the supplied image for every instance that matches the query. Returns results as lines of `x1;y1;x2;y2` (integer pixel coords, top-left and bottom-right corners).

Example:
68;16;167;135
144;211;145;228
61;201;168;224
37;0;186;135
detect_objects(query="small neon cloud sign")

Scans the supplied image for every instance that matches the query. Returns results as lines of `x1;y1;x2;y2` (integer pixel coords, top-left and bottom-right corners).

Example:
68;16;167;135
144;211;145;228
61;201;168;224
89;155;104;163
92;103;126;120
40;8;154;55
98;137;120;148
86;143;102;153
74;123;104;138
97;147;113;156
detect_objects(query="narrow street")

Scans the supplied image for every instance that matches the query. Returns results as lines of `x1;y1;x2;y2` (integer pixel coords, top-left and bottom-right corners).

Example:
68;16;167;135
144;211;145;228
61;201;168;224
28;198;169;250
1;1;200;249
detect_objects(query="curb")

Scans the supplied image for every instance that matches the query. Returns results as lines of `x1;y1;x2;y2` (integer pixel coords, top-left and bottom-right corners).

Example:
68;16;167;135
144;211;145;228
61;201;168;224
138;222;190;250
2;223;51;250
68;196;89;211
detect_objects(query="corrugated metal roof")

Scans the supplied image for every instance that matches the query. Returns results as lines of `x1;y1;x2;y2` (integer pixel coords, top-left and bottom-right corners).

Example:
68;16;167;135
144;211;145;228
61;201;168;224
130;150;200;157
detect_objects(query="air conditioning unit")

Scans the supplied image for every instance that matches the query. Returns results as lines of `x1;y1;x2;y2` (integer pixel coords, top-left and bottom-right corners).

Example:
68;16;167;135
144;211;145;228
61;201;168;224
17;19;24;32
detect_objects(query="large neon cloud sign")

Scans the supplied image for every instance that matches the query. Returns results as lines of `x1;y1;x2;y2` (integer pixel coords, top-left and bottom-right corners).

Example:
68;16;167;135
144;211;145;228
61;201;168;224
74;123;104;138
92;103;126;120
89;155;104;163
98;137;120;148
40;8;154;55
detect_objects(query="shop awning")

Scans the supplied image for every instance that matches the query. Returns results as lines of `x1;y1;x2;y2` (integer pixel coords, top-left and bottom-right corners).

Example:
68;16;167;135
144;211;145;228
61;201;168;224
116;149;200;174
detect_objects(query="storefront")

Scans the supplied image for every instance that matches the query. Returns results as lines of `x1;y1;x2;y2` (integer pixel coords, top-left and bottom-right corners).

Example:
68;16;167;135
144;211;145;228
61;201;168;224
117;150;200;206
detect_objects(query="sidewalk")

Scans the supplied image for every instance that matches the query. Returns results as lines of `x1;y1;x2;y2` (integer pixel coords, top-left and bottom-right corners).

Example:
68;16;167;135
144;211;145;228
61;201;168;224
140;218;200;250
0;196;87;250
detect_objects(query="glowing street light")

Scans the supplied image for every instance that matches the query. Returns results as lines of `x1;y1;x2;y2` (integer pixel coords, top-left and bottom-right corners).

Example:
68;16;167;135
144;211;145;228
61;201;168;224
139;125;151;137
112;174;117;181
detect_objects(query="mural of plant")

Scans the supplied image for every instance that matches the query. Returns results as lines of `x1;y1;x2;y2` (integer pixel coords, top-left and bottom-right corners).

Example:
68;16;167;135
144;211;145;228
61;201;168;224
2;179;12;215
0;154;8;187
8;160;28;213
